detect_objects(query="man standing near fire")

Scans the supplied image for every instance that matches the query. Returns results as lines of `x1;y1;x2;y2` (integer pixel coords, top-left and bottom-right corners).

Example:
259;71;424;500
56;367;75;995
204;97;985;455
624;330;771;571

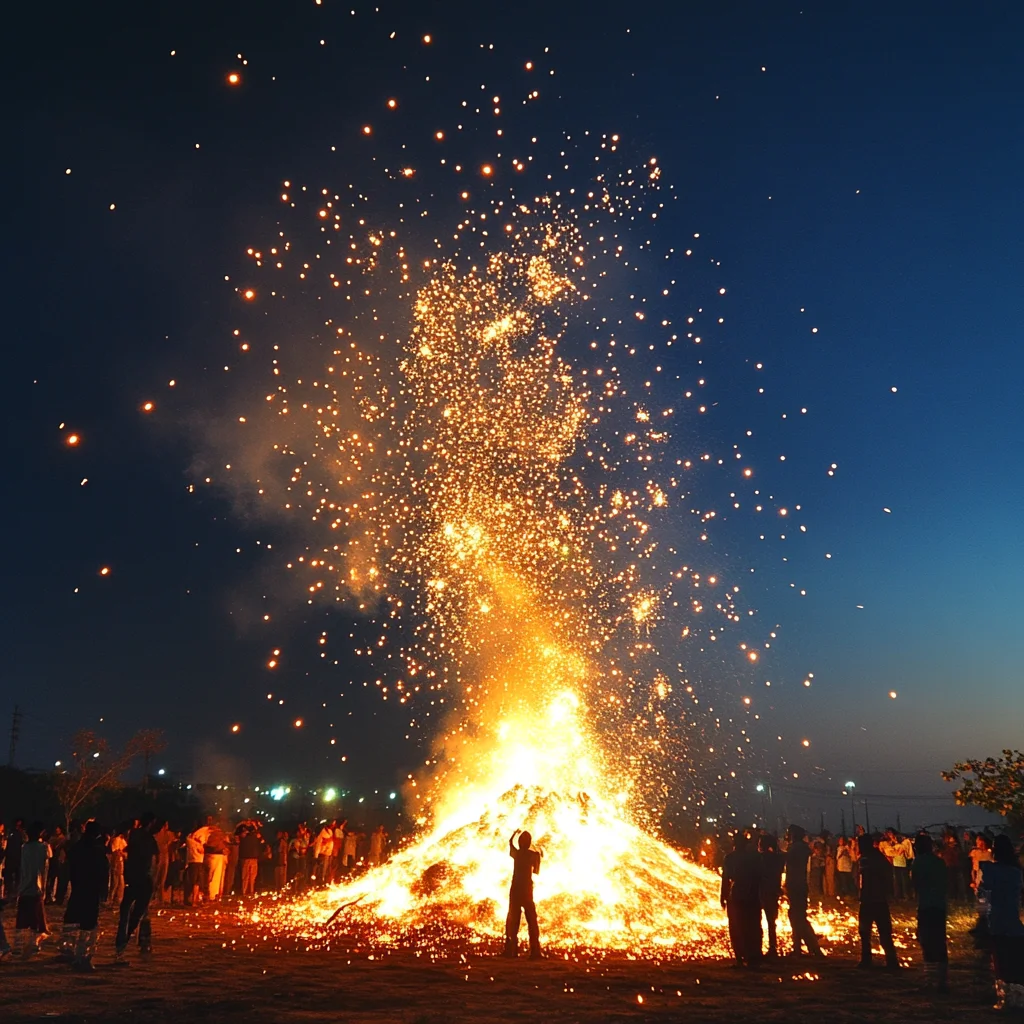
503;829;542;959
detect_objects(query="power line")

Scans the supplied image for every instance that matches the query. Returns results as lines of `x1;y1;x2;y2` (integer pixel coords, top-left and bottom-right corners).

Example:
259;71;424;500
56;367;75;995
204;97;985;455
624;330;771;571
770;780;954;803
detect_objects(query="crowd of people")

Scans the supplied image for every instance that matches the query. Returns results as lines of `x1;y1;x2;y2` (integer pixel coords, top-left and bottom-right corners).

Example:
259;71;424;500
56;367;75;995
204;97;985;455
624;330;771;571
3;809;1023;1011
0;814;390;970
719;824;1024;1009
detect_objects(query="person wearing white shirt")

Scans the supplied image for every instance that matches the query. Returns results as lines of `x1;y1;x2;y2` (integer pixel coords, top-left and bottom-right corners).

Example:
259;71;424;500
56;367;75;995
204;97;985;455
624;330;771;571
313;823;334;884
185;825;210;905
887;830;914;900
107;829;128;907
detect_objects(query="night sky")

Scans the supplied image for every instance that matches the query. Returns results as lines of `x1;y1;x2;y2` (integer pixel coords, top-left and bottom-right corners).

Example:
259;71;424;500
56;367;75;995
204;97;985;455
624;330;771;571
5;1;1022;826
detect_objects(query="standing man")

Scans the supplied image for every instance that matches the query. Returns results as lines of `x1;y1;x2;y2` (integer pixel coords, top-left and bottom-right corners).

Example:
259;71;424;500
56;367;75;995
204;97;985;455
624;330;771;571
887;829;913;900
721;833;762;967
45;826;67;904
274;831;289;890
115;813;159;964
369;825;389;867
502;829;542;959
238;824;265;897
288;825;309;888
204;821;229;901
107;824;128;907
939;832;964;902
314;821;334;884
15;822;50;958
857;833;899;969
153;821;174;904
224;826;241;898
342;827;360;875
784;825;823;957
330;820;345;883
59;820;109;971
912;833;948;991
184;823;207;906
758;833;785;958
55;821;82;905
969;834;993;896
4;820;26;901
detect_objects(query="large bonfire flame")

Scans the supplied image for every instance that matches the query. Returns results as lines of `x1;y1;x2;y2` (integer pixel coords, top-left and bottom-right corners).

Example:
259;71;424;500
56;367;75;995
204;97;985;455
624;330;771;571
257;694;726;955
232;198;735;954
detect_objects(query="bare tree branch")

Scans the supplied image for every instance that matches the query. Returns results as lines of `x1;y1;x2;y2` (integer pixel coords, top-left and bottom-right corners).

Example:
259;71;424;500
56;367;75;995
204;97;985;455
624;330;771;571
53;729;166;830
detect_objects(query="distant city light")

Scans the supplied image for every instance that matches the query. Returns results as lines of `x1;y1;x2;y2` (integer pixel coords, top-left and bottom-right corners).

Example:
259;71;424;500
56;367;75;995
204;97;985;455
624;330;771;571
323;787;338;802
269;786;290;801
157;768;166;776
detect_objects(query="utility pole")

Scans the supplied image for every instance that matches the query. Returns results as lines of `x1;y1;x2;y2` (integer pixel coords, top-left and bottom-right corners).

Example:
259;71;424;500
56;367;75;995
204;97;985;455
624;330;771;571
8;705;23;767
865;801;871;835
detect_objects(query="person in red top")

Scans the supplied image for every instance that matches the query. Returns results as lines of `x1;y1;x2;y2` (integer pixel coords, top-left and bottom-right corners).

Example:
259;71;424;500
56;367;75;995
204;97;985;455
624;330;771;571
503;829;542;959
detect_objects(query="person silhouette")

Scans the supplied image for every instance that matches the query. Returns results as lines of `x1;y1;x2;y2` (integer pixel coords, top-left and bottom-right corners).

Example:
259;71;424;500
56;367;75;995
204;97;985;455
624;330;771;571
784;824;823;957
503;829;542;959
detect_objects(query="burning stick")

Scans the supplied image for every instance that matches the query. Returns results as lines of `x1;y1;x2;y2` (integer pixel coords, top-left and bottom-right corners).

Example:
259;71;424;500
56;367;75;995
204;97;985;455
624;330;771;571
321;895;367;931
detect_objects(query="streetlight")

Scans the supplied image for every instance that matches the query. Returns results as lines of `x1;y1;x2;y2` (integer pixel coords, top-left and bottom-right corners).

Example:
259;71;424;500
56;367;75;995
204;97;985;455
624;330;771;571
755;782;773;829
844;781;856;832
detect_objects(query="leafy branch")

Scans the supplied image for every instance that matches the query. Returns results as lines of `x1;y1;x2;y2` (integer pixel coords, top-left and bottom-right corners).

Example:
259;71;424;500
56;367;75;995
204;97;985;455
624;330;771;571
942;749;1024;824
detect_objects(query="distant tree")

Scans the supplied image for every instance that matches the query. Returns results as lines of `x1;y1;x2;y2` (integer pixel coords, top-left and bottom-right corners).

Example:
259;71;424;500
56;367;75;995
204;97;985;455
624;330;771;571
942;749;1024;828
53;729;166;830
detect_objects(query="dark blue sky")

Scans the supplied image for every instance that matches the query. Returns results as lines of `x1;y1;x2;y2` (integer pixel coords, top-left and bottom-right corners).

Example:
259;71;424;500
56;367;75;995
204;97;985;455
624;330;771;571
4;1;1022;823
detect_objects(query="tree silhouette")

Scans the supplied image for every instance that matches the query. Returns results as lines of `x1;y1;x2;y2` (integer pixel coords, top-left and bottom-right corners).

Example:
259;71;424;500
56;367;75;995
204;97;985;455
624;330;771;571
942;749;1024;828
53;729;166;830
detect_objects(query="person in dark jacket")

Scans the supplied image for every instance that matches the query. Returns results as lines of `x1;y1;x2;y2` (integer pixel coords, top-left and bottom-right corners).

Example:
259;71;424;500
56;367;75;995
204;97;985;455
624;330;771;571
114;813;159;963
978;835;1024;1011
758;833;785;958
721;833;762;966
238;824;266;896
3;820;26;898
857;833;899;969
45;826;67;904
912;832;948;990
784;825;822;957
59;821;110;971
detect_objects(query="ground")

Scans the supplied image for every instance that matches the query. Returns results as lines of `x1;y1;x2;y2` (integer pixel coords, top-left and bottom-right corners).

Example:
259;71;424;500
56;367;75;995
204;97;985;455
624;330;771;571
0;901;1010;1023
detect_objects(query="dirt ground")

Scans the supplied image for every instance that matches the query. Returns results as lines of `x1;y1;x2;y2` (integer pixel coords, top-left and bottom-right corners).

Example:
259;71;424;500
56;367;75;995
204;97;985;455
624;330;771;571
0;901;1010;1023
